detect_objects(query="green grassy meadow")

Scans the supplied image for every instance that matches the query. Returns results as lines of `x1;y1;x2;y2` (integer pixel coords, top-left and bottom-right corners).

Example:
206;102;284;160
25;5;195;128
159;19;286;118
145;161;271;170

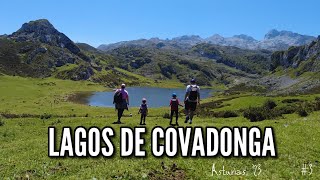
0;75;320;179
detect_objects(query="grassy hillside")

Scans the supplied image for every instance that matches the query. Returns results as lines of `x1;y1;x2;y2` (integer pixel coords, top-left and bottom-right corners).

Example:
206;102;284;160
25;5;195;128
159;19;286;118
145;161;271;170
1;76;320;179
104;45;259;86
191;43;272;74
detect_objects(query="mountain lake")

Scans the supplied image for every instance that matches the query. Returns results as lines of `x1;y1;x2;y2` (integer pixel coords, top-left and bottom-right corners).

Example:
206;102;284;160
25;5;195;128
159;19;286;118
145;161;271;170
79;87;214;108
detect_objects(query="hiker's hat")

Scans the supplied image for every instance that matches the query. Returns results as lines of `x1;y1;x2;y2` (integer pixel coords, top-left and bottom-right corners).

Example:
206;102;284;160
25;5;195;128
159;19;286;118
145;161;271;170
190;79;196;83
142;98;147;102
121;83;126;88
172;93;177;97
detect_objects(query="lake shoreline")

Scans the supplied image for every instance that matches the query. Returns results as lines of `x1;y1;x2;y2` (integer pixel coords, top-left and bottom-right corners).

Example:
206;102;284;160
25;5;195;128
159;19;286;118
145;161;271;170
67;91;94;105
70;87;215;108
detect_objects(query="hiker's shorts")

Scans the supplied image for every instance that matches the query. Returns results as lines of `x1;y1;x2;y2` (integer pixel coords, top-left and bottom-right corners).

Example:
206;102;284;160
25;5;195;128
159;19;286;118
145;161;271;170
185;101;197;111
116;101;128;110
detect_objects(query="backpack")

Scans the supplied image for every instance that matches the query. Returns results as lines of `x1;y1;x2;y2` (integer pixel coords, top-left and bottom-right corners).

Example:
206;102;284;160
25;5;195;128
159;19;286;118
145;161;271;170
113;91;123;104
188;85;198;101
171;99;178;109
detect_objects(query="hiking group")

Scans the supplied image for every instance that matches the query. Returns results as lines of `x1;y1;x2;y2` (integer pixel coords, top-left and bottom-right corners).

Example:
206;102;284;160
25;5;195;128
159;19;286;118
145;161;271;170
113;79;201;125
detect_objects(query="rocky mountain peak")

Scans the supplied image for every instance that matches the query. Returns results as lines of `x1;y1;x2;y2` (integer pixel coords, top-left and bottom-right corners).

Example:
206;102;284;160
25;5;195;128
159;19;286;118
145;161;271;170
205;34;224;41
171;35;203;46
264;29;280;39
172;35;202;41
15;19;58;35
264;29;312;40
211;34;223;38
10;19;81;54
233;34;257;42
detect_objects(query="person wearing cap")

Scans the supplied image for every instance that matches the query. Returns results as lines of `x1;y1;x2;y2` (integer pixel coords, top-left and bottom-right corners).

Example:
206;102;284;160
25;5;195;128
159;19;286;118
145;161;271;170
184;79;200;124
138;98;148;125
113;83;129;124
169;93;183;126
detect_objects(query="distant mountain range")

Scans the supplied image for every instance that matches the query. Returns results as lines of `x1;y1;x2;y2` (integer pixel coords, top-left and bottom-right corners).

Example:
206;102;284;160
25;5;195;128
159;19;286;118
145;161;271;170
1;19;320;92
0;19;269;86
98;30;316;51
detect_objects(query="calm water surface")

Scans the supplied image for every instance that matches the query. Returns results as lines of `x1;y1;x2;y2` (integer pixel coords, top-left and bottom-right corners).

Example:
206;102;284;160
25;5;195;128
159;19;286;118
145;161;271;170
86;87;214;108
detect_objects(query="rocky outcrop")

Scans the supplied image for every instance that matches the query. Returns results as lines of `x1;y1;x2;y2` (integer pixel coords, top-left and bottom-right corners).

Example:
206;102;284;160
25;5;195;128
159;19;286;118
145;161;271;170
172;35;203;46
258;30;316;51
26;47;47;64
206;34;259;50
10;19;81;55
191;43;271;74
270;36;320;70
73;65;94;80
55;65;94;81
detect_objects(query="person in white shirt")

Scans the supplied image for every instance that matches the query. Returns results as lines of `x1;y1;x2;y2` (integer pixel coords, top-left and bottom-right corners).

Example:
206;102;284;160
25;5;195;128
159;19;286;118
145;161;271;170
184;79;200;124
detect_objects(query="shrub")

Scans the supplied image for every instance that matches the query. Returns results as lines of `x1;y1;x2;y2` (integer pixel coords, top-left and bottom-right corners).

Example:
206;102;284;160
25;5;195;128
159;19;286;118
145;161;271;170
213;111;238;118
243;99;281;122
1;113;19;118
243;107;268;122
40;113;52;119
314;101;320;111
243;106;282;122
263;99;277;109
297;109;308;117
278;105;297;114
313;97;320;111
0;119;5;126
281;99;302;103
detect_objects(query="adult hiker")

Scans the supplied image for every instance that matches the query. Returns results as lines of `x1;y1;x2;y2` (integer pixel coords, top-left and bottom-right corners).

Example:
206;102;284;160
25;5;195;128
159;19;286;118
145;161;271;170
184;79;200;124
113;83;129;124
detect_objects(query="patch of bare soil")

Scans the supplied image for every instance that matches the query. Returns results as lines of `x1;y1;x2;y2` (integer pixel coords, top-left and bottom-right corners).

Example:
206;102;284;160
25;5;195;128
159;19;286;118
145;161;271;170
148;162;186;180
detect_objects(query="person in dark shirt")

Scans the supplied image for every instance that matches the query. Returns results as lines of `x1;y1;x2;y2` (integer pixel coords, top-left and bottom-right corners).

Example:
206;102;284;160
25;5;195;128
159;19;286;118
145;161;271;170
113;83;129;124
138;98;148;125
169;93;183;126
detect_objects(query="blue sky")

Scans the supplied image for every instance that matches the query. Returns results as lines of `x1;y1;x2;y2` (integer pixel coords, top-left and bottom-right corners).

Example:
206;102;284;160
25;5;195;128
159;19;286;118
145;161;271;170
1;0;319;47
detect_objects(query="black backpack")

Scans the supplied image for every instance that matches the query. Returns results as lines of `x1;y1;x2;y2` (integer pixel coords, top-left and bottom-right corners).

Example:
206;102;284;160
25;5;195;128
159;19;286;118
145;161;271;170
188;85;198;101
113;91;123;104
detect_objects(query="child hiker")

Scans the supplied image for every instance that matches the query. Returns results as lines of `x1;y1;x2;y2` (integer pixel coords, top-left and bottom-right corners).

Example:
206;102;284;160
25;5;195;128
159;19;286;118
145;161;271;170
169;93;183;126
138;98;148;125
